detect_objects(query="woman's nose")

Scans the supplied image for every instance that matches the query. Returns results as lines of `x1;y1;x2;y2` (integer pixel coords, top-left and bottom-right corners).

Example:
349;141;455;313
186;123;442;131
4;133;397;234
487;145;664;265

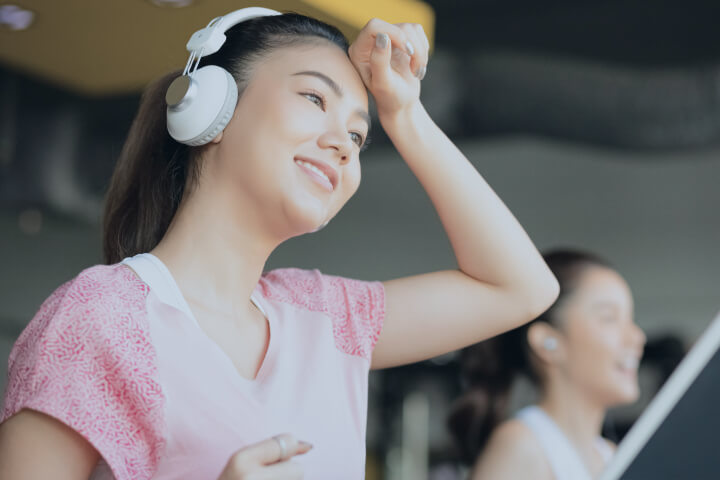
318;126;352;165
628;321;647;352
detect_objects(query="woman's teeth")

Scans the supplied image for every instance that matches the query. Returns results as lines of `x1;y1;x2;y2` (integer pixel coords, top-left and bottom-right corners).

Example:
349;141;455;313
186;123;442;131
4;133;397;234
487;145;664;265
618;357;639;371
296;160;331;185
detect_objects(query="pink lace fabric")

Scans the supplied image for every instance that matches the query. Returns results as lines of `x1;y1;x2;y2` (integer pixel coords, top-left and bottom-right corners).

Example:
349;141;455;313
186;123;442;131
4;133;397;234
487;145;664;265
259;268;385;361
1;264;165;480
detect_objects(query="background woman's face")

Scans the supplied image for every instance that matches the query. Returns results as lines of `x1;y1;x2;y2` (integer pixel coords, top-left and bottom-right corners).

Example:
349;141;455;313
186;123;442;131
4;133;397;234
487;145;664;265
208;42;369;239
557;266;646;406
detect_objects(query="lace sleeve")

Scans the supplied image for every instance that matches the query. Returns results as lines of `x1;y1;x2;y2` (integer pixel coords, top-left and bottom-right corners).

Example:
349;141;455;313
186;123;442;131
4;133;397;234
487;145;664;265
259;268;385;361
1;264;165;480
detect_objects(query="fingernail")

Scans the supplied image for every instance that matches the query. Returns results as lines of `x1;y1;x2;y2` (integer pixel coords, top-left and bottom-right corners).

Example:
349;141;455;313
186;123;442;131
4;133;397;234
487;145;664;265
416;65;427;80
376;33;388;49
405;41;415;56
298;441;314;451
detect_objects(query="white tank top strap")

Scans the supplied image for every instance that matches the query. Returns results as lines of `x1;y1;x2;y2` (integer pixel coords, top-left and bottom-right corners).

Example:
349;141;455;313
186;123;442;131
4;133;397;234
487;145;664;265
515;406;593;480
594;437;615;463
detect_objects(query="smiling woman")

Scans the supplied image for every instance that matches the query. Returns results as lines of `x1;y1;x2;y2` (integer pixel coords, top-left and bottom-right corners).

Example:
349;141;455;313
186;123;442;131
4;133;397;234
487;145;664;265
449;249;646;480
0;6;558;480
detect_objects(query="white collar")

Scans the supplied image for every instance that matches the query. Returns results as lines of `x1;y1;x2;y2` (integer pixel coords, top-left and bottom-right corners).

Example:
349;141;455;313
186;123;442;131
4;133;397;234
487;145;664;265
121;253;267;326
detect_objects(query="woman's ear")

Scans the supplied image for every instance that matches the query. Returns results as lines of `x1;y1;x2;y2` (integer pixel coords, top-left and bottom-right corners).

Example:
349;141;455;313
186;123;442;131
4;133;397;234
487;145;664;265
527;321;565;365
210;130;224;144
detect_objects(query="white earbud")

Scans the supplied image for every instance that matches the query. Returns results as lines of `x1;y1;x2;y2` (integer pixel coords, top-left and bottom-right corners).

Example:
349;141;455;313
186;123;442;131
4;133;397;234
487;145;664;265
166;7;281;146
543;337;558;351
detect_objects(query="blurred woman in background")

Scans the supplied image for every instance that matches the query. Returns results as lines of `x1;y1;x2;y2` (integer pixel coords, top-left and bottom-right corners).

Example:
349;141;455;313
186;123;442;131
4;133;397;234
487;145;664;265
449;249;646;480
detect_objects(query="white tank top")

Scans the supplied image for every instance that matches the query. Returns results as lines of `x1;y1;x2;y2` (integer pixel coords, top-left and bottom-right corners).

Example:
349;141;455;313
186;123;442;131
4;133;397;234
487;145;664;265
515;406;614;480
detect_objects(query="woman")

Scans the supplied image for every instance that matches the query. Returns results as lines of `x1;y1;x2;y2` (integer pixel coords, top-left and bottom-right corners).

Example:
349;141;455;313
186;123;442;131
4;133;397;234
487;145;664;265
448;249;646;480
0;7;558;480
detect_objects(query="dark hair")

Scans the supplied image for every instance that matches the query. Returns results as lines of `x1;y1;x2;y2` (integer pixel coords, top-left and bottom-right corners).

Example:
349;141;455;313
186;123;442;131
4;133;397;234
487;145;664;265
102;13;349;264
447;248;612;464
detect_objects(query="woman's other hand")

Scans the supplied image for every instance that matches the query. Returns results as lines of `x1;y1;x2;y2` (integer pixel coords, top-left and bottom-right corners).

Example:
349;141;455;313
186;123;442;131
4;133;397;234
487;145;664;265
218;434;312;480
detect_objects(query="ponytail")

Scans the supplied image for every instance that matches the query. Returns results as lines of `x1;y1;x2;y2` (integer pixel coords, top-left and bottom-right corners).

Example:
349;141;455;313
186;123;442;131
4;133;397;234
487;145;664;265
447;327;529;464
102;71;199;264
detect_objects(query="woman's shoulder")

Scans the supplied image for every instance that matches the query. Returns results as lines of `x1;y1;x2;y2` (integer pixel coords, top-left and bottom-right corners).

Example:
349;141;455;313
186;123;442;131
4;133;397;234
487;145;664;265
9;263;152;370
258;267;383;312
472;419;554;480
63;262;149;307
258;267;385;360
597;436;617;462
601;437;617;451
27;263;147;329
40;262;148;307
486;418;546;455
259;267;380;288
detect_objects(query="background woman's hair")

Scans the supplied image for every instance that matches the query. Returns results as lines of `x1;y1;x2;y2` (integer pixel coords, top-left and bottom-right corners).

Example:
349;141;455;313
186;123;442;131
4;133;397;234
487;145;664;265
102;13;349;264
447;248;612;465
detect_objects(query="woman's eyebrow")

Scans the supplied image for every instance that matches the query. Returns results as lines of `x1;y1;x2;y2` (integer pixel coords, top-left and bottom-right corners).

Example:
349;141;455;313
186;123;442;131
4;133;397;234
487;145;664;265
590;301;619;311
292;70;371;130
292;70;343;96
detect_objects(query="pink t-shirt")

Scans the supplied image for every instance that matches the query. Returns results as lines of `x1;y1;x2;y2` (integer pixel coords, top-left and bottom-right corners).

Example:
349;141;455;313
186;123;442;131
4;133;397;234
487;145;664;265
1;253;385;479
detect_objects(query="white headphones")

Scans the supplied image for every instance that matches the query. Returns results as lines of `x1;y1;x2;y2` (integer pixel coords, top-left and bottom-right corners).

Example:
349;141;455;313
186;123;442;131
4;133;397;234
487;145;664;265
165;7;281;146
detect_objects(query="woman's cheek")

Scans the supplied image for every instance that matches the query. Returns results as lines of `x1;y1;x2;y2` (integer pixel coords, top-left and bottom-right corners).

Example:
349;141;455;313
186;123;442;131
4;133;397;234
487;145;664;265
349;164;361;196
328;167;360;218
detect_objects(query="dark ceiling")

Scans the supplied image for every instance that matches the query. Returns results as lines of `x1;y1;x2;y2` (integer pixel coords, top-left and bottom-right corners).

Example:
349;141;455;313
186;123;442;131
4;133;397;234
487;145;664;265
427;0;720;66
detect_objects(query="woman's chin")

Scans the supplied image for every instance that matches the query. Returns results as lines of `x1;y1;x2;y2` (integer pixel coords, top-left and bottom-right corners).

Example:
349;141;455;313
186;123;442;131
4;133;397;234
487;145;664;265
605;384;641;407
282;211;328;238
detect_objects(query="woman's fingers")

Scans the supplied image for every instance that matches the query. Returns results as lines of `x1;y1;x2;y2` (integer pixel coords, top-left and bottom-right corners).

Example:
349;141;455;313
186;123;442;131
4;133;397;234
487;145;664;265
252;461;305;480
348;18;427;116
369;32;393;87
373;21;429;80
389;43;412;77
244;434;311;465
221;434;313;479
351;18;430;84
397;23;429;79
363;18;413;56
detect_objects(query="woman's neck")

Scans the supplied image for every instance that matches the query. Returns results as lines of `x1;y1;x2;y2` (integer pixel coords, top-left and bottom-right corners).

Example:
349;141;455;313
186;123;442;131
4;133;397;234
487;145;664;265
151;186;279;316
538;381;607;463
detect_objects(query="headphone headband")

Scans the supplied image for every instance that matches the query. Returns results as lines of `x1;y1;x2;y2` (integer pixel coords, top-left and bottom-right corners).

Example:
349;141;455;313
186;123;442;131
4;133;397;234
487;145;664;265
185;7;281;57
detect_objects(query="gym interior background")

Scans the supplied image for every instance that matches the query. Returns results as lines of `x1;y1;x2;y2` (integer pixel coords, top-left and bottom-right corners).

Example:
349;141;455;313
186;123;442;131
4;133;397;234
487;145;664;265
1;1;719;479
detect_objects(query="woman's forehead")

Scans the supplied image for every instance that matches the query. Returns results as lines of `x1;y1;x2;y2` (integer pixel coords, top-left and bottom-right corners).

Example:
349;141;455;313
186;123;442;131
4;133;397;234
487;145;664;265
575;274;633;308
259;43;368;102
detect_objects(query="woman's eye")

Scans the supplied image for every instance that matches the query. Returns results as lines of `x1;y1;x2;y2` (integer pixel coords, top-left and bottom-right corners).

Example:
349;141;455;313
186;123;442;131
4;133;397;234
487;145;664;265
598;313;618;323
349;132;364;147
302;92;325;110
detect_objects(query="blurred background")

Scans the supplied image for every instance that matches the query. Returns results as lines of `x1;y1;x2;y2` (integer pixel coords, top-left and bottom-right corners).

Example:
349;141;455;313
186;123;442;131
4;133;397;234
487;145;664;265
1;0;719;479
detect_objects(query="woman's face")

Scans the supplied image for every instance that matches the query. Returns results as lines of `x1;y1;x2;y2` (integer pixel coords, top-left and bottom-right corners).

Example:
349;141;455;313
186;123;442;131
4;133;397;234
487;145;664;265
555;266;646;406
208;41;369;238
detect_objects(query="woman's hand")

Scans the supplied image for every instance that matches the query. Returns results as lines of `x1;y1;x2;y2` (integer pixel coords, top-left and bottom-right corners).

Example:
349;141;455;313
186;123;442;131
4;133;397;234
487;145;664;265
218;434;312;480
348;19;430;121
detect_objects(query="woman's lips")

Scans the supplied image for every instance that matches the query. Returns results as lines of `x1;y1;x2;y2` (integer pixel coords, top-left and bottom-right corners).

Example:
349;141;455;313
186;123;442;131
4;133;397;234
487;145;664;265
294;157;336;192
616;356;640;378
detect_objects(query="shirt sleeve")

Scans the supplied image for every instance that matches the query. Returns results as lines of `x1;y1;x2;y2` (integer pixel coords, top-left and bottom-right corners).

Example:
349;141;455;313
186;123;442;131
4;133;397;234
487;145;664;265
1;264;165;480
259;268;385;361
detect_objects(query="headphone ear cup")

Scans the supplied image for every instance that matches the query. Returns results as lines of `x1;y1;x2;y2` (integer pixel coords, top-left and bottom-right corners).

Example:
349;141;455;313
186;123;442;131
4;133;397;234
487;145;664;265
166;65;238;146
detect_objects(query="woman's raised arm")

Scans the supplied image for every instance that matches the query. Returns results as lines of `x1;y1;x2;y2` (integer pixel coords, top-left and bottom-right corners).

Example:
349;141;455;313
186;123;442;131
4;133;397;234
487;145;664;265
349;20;560;369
